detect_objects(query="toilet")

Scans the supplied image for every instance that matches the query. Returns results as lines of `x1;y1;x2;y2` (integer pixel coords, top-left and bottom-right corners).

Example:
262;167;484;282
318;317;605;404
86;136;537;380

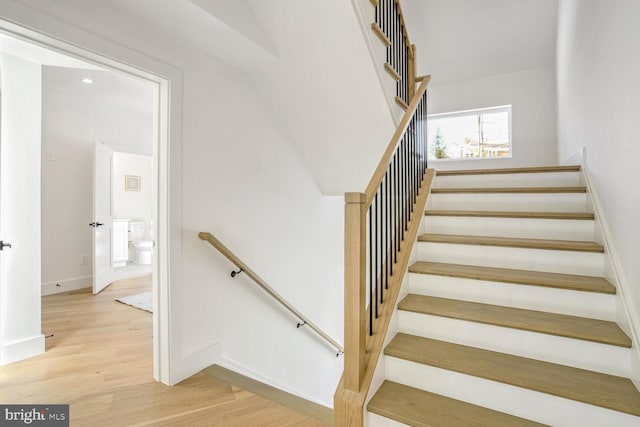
128;221;153;265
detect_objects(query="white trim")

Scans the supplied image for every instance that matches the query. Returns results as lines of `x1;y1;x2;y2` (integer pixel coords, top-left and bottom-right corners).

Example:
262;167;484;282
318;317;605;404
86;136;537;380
172;341;222;385
428;104;512;119
0;14;181;386
428;105;513;162
218;356;331;408
0;334;45;366
42;276;91;296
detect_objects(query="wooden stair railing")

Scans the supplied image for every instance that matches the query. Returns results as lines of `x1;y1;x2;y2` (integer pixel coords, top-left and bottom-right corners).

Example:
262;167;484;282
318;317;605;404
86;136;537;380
372;0;417;106
334;75;433;426
198;232;343;356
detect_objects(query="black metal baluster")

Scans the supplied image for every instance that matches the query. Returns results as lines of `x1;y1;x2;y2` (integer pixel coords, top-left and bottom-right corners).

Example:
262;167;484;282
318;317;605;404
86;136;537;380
380;179;385;299
374;191;379;319
368;205;373;336
384;170;389;290
404;136;409;233
387;163;394;276
393;148;400;263
379;183;383;302
408;123;413;222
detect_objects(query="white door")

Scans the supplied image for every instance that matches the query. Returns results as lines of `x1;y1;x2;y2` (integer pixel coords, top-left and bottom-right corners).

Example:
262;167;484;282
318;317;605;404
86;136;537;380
92;142;114;294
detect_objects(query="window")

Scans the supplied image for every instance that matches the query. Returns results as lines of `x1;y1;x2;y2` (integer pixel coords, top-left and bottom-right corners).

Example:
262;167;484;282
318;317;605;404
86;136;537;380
427;105;512;160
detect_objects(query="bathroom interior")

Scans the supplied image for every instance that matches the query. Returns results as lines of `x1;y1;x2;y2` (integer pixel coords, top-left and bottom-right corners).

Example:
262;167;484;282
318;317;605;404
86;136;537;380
111;150;153;281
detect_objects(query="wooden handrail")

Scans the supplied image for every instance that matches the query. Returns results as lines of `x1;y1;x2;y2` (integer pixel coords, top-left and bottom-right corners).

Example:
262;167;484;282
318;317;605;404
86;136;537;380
372;0;417;106
335;169;434;425
364;75;430;206
394;0;412;47
198;232;344;356
335;77;434;425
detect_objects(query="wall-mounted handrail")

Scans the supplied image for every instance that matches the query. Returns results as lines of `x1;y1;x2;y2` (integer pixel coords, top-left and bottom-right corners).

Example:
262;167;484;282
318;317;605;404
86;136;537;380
198;232;344;356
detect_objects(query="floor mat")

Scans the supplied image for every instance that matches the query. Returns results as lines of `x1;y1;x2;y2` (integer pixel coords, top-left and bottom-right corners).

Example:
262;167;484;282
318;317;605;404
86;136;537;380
116;291;152;312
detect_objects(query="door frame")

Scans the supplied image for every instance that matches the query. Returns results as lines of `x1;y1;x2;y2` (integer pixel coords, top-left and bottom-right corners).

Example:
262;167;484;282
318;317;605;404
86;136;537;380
0;18;179;385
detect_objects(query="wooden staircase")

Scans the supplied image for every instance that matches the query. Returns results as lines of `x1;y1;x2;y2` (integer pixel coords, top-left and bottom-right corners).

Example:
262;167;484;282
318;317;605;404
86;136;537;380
366;166;640;426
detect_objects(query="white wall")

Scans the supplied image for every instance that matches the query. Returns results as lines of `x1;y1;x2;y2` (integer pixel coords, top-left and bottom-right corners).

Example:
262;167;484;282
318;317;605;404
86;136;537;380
180;60;344;406
1;0;354;406
112;152;152;239
41;66;154;293
0;53;43;364
557;0;640;382
246;0;396;194
427;66;558;170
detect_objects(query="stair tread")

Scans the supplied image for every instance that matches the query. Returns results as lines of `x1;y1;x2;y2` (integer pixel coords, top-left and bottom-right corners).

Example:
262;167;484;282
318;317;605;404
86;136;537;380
425;210;595;220
418;233;604;253
431;186;586;193
398;294;631;347
409;261;616;294
385;333;640;417
436;165;581;176
368;380;549;427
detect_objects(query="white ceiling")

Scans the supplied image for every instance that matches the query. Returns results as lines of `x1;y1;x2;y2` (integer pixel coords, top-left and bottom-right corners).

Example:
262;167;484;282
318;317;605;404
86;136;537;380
44;0;279;72
2;0;559;190
0;32;155;156
401;0;559;85
0;32;101;71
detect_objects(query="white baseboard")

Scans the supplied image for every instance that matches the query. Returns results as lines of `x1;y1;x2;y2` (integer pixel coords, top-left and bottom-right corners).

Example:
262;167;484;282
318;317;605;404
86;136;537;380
218;356;330;408
1;334;45;366
42;276;91;295
171;340;222;385
578;158;640;390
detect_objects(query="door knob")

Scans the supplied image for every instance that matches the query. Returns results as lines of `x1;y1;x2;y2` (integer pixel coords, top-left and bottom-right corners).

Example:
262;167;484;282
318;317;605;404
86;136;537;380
0;240;12;251
89;222;104;228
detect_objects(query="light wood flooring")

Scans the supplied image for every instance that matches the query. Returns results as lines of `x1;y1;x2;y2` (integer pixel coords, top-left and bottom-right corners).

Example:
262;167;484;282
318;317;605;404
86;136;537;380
0;277;330;426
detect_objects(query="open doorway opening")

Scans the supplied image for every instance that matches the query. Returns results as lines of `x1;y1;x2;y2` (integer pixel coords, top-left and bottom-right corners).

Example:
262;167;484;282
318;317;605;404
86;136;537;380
0;22;171;383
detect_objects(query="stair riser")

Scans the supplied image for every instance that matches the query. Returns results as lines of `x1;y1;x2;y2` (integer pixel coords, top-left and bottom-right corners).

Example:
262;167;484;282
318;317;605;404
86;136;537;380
396;312;630;377
385;357;640;427
368;413;410;427
416;242;604;276
434;171;582;188
409;274;615;321
422;216;595;241
428;193;589;212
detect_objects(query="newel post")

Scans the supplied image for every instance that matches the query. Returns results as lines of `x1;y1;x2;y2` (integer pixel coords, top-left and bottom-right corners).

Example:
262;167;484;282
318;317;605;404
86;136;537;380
344;192;367;392
408;44;417;100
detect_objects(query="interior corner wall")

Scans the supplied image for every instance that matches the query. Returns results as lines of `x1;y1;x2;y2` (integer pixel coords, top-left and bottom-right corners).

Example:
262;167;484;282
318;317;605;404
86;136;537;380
3;0;344;406
179;60;344;406
427;66;558;170
556;0;640;379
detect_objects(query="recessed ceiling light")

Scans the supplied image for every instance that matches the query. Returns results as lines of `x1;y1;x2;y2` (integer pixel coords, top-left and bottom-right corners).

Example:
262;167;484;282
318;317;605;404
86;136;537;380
81;77;93;84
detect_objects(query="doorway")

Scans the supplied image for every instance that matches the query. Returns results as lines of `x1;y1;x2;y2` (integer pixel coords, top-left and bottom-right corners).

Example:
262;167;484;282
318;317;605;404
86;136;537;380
0;21;172;384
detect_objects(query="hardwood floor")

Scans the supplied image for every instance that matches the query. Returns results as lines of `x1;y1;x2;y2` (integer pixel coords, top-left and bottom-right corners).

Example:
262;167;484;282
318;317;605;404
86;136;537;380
0;277;330;426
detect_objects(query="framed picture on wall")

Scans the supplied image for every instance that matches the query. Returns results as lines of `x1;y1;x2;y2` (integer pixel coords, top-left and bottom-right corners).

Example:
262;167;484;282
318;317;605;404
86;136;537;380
125;175;141;191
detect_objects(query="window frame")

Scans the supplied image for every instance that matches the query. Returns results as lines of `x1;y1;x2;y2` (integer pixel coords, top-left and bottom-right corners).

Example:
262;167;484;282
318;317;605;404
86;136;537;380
427;104;513;162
